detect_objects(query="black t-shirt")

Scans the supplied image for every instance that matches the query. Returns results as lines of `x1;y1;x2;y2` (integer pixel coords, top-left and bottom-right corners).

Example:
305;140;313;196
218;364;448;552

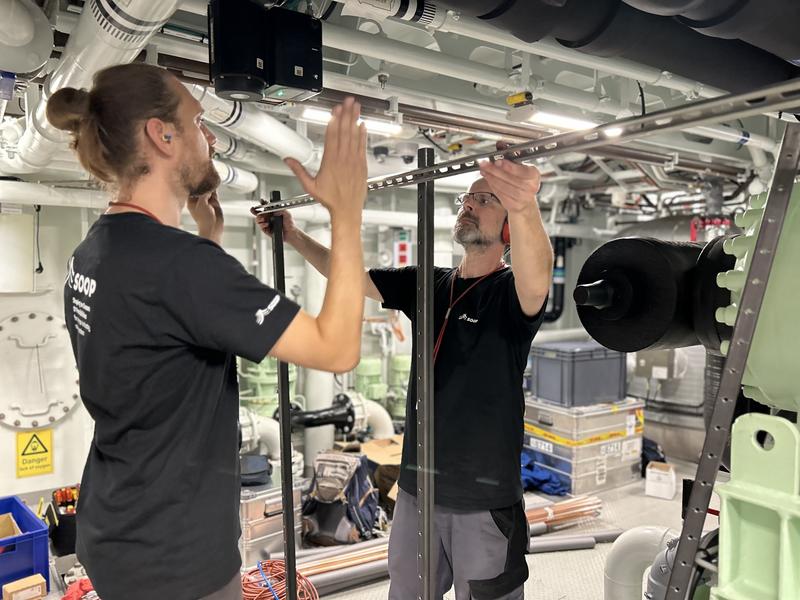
64;213;299;600
369;266;545;510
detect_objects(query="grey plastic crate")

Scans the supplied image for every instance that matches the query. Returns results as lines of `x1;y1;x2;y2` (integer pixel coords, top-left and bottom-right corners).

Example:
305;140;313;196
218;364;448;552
529;340;626;407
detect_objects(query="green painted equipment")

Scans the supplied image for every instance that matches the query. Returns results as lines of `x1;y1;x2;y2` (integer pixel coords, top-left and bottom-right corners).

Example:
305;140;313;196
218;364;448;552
711;413;800;600
239;357;300;417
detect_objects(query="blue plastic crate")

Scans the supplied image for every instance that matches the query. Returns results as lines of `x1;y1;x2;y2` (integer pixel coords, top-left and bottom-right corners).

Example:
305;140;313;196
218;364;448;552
0;496;49;592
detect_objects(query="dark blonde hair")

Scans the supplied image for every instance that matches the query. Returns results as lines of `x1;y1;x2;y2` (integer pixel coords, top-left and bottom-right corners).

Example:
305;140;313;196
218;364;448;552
47;63;182;185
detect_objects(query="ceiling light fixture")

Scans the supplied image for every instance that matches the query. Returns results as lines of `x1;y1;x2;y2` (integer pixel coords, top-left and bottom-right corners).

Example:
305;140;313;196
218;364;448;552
300;107;403;136
507;103;598;132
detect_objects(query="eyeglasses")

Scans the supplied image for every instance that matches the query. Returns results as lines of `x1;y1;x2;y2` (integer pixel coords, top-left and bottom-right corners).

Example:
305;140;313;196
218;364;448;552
455;192;501;207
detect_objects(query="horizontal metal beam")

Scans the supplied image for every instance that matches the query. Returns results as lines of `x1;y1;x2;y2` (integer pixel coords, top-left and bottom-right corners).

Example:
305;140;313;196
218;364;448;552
252;77;800;215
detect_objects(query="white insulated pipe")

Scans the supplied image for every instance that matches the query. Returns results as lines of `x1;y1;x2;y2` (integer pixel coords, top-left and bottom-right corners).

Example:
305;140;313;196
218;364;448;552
433;11;724;99
290;205;457;230
322;22;515;92
212;159;259;194
302;225;336;469
604;526;677;600
363;399;394;439
5;0;181;174
186;84;316;166
0;180;107;208
255;414;283;460
0;0;34;46
50;9;767;158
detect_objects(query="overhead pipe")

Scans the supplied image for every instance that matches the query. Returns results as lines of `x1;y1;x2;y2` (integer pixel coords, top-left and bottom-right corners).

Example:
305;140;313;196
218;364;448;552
0;0;52;74
185;84;316;166
321;22;516;91
434;0;797;94
623;0;800;67
337;0;722;98
0;0;35;47
2;0;181;174
51;7;772;160
0;180;107;208
211;160;259;194
604;526;678;600
322;23;774;158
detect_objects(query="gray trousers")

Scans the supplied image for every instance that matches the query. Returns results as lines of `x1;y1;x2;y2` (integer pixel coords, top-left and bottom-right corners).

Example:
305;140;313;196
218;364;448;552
198;573;242;600
388;489;528;600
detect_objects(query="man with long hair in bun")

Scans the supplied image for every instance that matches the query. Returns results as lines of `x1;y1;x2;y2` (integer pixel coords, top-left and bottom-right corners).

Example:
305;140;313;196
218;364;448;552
48;62;368;600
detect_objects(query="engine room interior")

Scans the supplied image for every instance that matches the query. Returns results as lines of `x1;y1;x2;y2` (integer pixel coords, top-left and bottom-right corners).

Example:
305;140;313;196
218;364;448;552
1;1;799;599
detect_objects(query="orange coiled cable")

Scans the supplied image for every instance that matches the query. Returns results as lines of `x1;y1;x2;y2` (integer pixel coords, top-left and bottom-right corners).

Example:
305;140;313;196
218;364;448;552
241;560;319;600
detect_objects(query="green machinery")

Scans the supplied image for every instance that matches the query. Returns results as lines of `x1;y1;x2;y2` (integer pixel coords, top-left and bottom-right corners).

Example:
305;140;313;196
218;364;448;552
575;124;800;599
355;355;412;421
239;357;301;417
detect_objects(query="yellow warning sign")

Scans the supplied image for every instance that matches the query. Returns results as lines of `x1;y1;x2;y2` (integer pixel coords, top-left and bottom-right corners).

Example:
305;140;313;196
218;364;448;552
16;429;53;478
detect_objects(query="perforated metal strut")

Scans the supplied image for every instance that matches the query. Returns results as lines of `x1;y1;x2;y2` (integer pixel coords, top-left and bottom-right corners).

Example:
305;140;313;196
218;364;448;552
664;123;800;599
251;77;800;215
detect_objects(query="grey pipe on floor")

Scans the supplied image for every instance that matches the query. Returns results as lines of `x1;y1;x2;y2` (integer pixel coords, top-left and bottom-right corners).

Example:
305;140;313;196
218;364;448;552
270;536;390;564
529;528;624;553
307;558;390;596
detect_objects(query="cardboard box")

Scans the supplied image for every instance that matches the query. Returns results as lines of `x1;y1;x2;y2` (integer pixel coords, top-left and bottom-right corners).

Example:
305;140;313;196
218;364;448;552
2;574;46;600
360;435;404;467
0;513;22;540
645;461;677;500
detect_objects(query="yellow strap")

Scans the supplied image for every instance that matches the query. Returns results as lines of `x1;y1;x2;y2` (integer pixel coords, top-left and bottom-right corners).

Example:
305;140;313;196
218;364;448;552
524;423;644;447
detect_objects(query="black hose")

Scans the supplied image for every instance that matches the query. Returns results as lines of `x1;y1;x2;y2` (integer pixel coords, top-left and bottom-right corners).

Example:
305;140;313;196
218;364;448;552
543;237;567;323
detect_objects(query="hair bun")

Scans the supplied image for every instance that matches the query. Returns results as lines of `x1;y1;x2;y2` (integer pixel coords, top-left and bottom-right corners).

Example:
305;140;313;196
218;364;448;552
47;87;90;133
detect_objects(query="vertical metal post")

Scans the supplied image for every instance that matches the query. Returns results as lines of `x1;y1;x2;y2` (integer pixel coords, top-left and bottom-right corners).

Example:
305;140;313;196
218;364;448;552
416;147;436;600
269;190;298;600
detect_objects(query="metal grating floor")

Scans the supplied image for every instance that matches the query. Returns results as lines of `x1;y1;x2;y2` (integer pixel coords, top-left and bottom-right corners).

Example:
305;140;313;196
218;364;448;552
325;459;723;600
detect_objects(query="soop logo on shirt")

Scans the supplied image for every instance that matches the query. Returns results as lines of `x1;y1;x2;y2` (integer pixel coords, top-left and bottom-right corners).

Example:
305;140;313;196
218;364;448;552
66;257;97;298
255;295;281;325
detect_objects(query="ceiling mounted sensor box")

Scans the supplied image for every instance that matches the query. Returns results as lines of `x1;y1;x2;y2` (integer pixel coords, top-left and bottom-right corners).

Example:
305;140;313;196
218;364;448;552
209;1;323;103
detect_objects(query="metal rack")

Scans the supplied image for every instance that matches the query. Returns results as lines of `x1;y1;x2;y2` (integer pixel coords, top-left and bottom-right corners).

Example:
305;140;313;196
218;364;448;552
253;77;800;217
261;78;800;600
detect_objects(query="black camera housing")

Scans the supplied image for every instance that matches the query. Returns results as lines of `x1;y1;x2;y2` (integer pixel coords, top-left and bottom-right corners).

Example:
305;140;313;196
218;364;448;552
209;1;323;103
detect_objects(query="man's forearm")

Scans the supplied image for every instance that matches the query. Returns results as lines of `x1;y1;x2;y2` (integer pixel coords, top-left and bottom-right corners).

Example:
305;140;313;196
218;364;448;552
291;229;332;277
315;214;365;354
508;204;554;315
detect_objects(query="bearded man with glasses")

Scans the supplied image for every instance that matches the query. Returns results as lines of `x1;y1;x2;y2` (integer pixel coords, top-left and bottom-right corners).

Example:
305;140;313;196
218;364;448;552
256;153;553;600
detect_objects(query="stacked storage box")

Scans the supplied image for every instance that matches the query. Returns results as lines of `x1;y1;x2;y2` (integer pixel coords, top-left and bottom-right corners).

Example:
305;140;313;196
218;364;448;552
524;340;641;494
239;482;304;569
523;398;644;494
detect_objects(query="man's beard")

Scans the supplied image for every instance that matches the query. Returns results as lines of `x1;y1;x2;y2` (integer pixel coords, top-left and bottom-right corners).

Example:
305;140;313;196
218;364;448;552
181;157;220;197
453;217;491;247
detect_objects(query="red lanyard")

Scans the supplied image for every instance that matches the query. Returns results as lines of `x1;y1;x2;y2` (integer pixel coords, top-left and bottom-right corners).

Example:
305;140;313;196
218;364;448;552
106;201;163;225
432;262;507;364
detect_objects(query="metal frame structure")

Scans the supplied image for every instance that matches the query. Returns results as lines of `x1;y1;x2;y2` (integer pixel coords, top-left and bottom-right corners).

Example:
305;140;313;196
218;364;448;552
259;79;800;600
416;147;437;600
253;77;800;216
269;190;299;600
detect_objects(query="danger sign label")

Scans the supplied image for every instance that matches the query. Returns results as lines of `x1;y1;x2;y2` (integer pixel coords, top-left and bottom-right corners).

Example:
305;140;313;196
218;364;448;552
16;429;53;478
